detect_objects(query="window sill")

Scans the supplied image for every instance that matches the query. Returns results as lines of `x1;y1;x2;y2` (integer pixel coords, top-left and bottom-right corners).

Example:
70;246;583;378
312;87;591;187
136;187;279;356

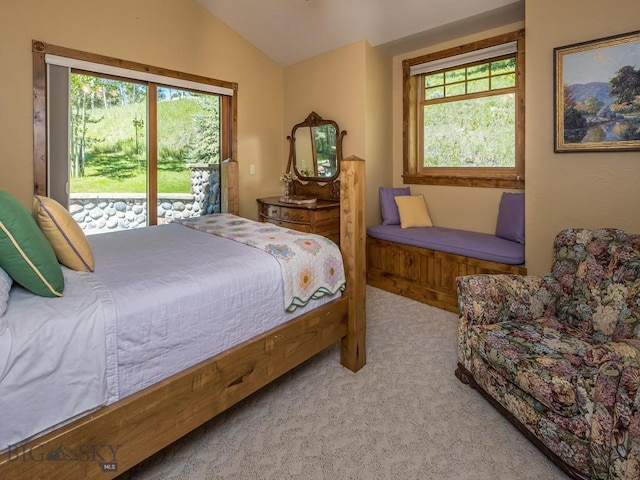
402;174;524;189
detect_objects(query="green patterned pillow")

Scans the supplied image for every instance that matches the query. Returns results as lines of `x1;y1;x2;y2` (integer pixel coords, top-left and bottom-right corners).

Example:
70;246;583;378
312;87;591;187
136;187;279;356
0;190;64;297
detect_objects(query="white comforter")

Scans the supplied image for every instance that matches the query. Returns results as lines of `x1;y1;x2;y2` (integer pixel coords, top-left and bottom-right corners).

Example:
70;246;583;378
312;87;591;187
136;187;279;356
0;222;339;447
0;267;116;448
90;223;334;400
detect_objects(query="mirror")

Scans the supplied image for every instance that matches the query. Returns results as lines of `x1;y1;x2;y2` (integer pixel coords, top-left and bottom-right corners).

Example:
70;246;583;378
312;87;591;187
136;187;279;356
287;112;346;182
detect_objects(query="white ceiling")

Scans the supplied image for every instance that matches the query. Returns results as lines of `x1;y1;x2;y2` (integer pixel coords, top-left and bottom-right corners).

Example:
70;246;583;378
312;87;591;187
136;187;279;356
196;0;524;66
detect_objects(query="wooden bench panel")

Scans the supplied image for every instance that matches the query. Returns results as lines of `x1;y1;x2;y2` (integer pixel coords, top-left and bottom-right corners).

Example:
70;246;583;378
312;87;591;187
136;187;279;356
366;237;527;313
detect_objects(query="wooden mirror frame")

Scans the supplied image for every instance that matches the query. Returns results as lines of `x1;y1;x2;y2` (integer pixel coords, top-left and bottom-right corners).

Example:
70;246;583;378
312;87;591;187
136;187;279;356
286;112;346;184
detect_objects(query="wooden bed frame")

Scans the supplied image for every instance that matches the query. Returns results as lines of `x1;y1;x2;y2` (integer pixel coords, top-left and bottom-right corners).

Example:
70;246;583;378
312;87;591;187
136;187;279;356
0;156;366;480
367;237;527;313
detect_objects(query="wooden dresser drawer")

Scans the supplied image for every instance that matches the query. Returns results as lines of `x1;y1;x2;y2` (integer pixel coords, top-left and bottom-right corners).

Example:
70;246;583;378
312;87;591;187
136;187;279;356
313;208;339;222
261;205;311;223
267;218;311;232
257;196;340;244
278;207;311;223
263;205;280;218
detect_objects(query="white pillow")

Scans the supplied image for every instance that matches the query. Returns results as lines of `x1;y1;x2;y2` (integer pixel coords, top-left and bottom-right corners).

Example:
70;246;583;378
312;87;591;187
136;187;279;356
0;265;12;317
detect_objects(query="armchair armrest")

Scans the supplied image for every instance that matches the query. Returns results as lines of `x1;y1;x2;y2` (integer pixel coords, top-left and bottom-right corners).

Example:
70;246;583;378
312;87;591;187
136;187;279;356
456;274;560;370
579;340;640;477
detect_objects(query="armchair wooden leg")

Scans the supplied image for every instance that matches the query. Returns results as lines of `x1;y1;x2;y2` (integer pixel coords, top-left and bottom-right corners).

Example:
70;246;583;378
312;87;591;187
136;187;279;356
455;363;473;386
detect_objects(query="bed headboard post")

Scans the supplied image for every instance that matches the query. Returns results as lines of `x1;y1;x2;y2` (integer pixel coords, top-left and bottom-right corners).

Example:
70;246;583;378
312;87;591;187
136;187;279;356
221;159;239;215
339;155;366;372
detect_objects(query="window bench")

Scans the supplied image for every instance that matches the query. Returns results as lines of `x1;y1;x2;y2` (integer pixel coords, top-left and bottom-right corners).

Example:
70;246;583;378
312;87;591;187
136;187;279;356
366;225;527;313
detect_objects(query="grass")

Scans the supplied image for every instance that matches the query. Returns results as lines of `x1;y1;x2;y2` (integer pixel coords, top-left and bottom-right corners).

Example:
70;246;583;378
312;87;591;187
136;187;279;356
72;163;190;194
423;93;515;168
72;150;192;193
70;96;205;194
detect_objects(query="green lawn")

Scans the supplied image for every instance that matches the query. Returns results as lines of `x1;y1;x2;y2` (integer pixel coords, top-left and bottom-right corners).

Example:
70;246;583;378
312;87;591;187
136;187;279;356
70;97;204;194
71;152;191;193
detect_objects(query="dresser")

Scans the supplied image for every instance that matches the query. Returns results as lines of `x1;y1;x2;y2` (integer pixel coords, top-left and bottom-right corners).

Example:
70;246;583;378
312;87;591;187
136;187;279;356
257;196;340;245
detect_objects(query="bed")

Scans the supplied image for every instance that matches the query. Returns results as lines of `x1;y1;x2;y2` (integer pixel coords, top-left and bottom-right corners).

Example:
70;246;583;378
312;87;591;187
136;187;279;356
0;156;365;480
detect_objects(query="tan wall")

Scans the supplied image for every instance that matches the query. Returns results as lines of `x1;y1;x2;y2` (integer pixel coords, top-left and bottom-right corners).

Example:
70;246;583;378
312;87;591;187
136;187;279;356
525;0;640;274
365;43;393;227
0;0;284;220
284;40;392;227
391;22;525;234
284;42;367;174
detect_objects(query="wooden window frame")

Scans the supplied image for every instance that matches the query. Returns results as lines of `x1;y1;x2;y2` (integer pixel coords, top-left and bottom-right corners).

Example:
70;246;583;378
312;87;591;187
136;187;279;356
402;29;525;189
32;40;239;215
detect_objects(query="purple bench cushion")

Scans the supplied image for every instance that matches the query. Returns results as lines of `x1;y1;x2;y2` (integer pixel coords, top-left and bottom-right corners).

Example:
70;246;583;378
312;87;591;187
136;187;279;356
367;225;525;265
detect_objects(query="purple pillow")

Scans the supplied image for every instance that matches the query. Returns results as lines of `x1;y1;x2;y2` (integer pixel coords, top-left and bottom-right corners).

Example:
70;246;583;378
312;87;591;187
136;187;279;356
495;192;525;244
379;187;411;225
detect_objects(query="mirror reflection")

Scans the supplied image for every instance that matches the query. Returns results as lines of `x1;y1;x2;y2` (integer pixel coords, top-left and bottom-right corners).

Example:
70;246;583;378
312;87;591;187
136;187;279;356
287;112;345;182
294;124;338;178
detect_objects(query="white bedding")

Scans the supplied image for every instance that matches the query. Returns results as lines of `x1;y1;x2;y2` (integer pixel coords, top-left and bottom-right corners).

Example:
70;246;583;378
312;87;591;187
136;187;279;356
89;223;335;400
0;222;340;448
0;267;116;448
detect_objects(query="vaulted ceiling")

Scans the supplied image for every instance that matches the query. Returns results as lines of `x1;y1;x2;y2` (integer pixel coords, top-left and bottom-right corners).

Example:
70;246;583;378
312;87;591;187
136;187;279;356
196;0;524;66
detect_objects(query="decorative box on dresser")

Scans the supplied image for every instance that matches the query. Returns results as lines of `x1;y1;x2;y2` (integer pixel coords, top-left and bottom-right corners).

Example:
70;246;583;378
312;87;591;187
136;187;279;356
257;196;340;245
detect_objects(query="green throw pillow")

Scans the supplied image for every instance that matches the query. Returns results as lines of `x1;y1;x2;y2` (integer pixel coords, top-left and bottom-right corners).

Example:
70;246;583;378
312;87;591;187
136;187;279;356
0;190;64;297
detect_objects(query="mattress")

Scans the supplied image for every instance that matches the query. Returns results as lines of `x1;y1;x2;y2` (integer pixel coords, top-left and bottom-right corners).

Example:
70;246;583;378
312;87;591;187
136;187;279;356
0;222;340;448
89;223;336;400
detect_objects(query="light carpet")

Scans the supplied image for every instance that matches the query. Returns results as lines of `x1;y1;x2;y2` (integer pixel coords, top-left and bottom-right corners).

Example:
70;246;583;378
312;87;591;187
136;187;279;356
117;286;569;480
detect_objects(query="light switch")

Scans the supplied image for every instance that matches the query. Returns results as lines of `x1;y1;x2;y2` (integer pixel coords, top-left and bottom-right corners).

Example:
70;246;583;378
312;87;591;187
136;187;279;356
249;164;256;175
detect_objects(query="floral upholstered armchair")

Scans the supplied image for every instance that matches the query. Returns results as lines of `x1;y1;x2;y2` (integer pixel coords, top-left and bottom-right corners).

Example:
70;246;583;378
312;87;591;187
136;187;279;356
456;228;640;480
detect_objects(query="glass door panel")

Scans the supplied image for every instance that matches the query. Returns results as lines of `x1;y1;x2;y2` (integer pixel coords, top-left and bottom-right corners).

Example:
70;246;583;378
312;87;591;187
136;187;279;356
68;72;148;234
156;88;221;224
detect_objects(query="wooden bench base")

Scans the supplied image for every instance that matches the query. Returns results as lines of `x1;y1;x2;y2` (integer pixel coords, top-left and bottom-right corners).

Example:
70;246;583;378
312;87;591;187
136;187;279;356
366;237;527;313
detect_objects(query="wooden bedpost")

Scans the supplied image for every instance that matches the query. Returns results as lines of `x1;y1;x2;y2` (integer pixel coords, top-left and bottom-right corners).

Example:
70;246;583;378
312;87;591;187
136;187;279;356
221;159;239;215
340;155;366;372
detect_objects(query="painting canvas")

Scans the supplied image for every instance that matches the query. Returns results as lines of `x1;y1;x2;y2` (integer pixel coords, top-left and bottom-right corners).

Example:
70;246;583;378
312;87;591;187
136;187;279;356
554;30;640;152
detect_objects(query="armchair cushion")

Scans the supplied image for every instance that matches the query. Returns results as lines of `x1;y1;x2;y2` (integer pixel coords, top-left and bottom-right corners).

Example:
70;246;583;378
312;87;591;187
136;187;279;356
560;280;640;344
471;318;594;417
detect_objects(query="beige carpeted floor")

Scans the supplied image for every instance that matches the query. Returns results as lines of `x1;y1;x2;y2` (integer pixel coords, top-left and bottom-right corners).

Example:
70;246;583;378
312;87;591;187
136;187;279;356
117;286;569;480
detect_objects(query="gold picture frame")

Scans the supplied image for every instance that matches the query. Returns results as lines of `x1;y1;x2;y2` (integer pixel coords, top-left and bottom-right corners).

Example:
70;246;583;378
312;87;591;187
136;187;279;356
554;30;640;152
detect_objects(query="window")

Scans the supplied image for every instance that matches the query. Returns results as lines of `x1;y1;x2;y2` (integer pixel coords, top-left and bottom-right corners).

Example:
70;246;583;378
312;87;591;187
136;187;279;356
32;41;238;233
403;30;524;188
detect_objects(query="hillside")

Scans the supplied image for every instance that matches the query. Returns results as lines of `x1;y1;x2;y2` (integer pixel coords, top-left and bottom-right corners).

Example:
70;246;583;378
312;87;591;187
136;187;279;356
568;82;613;106
72;97;212;193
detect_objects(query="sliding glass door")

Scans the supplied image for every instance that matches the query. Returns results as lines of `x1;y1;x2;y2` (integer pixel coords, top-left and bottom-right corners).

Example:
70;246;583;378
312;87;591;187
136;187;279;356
61;73;222;234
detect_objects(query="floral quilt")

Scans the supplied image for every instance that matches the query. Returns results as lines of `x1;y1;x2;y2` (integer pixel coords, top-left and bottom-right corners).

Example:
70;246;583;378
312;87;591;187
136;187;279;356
175;214;345;312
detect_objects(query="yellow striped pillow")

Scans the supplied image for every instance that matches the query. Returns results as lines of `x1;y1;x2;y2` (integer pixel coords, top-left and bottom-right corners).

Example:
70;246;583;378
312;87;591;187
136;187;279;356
33;195;95;272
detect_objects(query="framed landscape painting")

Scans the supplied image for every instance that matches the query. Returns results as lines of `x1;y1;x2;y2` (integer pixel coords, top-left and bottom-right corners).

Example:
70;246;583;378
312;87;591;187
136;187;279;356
554;30;640;152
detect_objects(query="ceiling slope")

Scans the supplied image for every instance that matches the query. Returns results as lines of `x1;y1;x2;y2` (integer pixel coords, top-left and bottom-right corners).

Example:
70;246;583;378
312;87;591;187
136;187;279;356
196;0;524;66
